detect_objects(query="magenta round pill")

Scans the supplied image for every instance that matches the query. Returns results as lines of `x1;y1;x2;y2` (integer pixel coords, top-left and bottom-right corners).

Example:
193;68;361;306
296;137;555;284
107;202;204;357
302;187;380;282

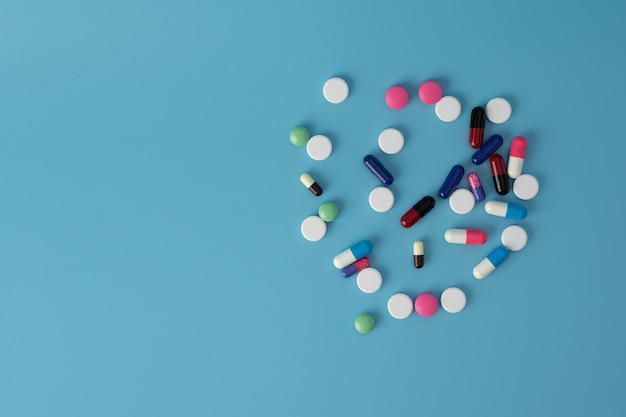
418;80;443;105
385;86;409;110
414;293;438;317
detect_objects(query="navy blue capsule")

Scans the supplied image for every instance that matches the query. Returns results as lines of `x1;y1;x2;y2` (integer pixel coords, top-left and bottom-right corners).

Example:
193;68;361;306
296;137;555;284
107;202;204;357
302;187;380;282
363;155;393;185
472;134;504;165
438;165;464;199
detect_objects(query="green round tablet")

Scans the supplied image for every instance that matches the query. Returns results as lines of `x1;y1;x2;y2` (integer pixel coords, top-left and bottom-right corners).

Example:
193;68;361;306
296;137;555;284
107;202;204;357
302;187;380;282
354;314;375;334
289;126;310;146
318;201;339;222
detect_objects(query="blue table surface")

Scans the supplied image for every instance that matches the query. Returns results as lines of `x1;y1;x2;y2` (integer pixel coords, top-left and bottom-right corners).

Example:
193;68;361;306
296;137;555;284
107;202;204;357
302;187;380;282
1;1;625;416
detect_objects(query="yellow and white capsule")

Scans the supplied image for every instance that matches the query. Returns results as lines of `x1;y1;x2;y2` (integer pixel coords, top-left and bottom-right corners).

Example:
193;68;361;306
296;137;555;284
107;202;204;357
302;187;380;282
299;173;323;196
413;240;424;268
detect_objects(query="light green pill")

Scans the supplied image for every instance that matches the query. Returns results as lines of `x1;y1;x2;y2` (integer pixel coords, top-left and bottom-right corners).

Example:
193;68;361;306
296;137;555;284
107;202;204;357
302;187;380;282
354;314;375;334
318;201;339;222
289;126;310;146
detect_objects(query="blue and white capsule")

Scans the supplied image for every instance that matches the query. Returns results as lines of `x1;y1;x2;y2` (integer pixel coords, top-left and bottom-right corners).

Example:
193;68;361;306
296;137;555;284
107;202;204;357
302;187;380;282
333;240;373;269
484;200;527;220
473;246;509;279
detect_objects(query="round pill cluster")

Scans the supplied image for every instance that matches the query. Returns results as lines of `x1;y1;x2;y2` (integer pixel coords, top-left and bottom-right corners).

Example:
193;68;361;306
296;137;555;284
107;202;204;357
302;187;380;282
291;77;539;334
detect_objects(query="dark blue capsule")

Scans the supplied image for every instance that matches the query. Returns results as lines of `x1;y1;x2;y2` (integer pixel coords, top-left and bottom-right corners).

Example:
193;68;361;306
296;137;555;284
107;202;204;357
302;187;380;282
439;165;464;199
363;155;393;185
472;134;504;165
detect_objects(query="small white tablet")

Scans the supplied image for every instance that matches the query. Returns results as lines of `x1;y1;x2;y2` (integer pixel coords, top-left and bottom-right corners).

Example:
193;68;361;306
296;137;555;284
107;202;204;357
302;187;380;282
323;77;349;104
368;186;395;212
306;135;332;161
440;287;467;313
513;174;539;200
356;268;382;293
485;97;512;124
378;128;404;154
300;216;327;242
500;225;528;251
435;96;462;122
387;293;413;319
448;188;475;214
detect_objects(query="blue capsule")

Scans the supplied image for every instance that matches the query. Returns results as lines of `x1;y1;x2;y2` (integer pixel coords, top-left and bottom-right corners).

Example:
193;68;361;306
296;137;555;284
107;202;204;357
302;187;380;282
439;165;464;199
363;155;393;185
472;134;504;165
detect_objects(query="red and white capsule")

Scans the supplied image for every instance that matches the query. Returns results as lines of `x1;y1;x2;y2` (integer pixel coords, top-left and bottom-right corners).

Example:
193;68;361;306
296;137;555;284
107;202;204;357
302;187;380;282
508;136;527;179
444;229;487;245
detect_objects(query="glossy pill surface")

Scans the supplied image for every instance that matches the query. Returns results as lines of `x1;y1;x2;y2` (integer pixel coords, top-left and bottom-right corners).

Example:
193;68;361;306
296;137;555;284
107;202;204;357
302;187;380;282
508;136;527;179
413;241;424;268
318;201;339;222
300;173;323;196
414;293;438;317
484;200;527;220
400;196;436;228
439;165;465;199
363;154;394;185
472;134;503;165
469;106;486;149
444;229;487;245
490;154;509;195
333;240;373;269
289;126;310;146
354;313;375;334
468;172;486;202
385;86;409;110
473;246;509;279
341;257;370;278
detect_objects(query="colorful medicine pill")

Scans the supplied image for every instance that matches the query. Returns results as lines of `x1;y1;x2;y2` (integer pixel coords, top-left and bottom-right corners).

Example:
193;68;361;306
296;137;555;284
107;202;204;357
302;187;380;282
400;196;436;228
472;134;503;165
363;154;394;185
469;107;486;149
439;165;465;199
484;200;527;220
418;80;443;105
318;201;339;222
289;126;310;147
354;313;375;334
300;173;323;196
413;241;424;268
468;172;486;202
473;246;509;279
508;136;527;179
489;154;509;195
385;85;409;110
341;257;370;278
414;293;439;317
444;229;487;245
333;240;373;269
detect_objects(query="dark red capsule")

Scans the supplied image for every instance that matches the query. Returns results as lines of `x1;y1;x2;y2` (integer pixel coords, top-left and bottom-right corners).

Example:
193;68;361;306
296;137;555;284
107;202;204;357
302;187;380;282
489;154;510;195
400;196;436;228
469;107;485;149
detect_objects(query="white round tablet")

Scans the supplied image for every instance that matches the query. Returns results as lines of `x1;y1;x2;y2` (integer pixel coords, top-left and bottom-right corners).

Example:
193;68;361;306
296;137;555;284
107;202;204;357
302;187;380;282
435;96;462;122
387;293;413;319
485;97;512;124
440;287;466;313
513;174;539;200
323;77;349;104
356;267;382;294
306;135;332;161
448;188;475;214
500;225;528;251
300;215;327;242
378;128;404;154
368;186;395;212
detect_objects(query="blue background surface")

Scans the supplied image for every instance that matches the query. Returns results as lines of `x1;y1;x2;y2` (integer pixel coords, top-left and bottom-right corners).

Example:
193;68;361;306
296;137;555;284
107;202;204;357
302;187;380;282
1;1;625;416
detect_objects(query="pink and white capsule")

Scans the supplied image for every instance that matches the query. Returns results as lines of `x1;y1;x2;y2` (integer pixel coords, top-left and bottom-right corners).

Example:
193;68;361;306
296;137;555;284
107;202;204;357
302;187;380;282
508;136;527;179
444;229;487;245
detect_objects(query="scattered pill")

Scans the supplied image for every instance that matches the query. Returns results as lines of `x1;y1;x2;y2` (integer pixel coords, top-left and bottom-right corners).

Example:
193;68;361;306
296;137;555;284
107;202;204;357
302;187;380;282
368;186;395;212
413;240;424;269
440;287;466;313
435;96;462;122
385;85;410;110
489;154;510;195
363;154;394;185
500;225;528;251
472;134;504;165
448;188;476;214
484;200;527;220
469;106;486;149
468;172;486;202
378;128;405;154
387;293;414;319
439;164;465;199
323;77;349;104
300;215;327;241
318;201;339;222
342;257;370;278
354;313;375;334
473;246;509;279
414;293;438;317
333;240;373;269
356;267;383;293
485;97;512;124
513;174;539;200
400;196;436;228
508;136;527;179
418;80;443;105
299;173;323;196
289;126;310;147
444;229;487;245
306;135;332;161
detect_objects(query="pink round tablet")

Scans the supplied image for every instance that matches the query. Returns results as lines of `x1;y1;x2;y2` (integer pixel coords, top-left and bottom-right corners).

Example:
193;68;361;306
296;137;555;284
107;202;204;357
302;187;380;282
385;86;409;110
414;293;439;317
418;80;443;105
